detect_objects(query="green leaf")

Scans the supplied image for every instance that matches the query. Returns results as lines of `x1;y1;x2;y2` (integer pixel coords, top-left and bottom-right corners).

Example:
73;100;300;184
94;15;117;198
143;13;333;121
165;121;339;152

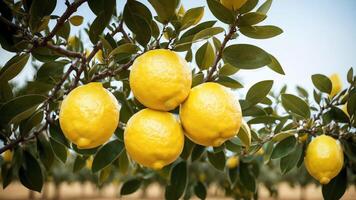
0;54;29;82
239;162;256;192
88;0;115;16
347;67;353;83
311;74;332;94
240;25;283;39
49;123;69;147
120;178;142;195
192;72;204;87
73;155;87;172
191;145;205;162
194;181;207;200
219;63;239;76
118;151;129;174
223;44;272;69
50;138;67;163
271;136;297;159
239;0;259;14
246;80;273;105
36;61;67;83
69;15;83;26
181;7;205;30
206;0;235;24
20;110;43;136
0;94;45;124
257;0;273;14
29;0;56;31
207;151;226;170
325;106;349;123
195;42;215;69
0;82;13;103
109;43;139;59
89;11;113;44
19;151;43;192
281;94;311;118
280;143;303;174
37;135;54;170
267;54;285;75
347;93;356;117
192;27;225;43
124;0;152;46
239;12;267;26
322;168;347;200
181;21;216;39
165;161;188;200
216;76;243;89
148;0;178;23
57;21;70;39
92;140;124;173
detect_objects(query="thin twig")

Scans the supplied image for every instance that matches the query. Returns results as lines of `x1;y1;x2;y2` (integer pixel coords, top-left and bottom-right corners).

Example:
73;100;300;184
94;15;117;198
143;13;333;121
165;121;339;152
45;42;83;58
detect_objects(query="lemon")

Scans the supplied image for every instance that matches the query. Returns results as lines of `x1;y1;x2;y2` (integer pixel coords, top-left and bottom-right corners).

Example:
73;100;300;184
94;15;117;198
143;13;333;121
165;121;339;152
329;73;342;97
59;83;120;149
2;150;12;163
299;134;308;143
226;156;239;168
124;108;184;170
180;82;242;147
130;49;192;111
304;135;344;184
220;0;248;11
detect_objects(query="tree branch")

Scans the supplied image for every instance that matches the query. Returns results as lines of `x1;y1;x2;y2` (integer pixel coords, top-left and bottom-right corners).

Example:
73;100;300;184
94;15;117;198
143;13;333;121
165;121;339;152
41;0;87;45
45;42;83;58
205;20;238;82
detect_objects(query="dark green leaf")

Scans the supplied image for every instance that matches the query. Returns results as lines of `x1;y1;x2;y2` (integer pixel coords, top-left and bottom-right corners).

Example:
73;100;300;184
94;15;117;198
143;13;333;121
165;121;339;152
347;67;353;83
73;155;87;172
281;94;311;118
89;11;113;44
118;150;129;174
246;80;273;105
120;178;142;195
193;27;224;42
0;54;29;82
29;0;56;31
194;181;207;200
322;168;347;200
181;7;205;30
206;0;235;24
88;0;115;16
0;94;45;124
223;44;271;69
37;135;54;170
239;12;267;26
325;106;349;123
239;0;259;14
92;140;124;173
181;21;216;39
240;25;283;39
271;136;297;159
49;123;69;147
216;76;243;89
57;21;70;39
239;162;256;192
0;82;13;103
50;138;67;163
280;143;303;174
195;42;215;70
311;74;332;94
207;151;226;170
36;61;67;83
347;93;356;117
20;111;43;136
19;151;43;192
267;54;285;75
165;161;187;200
219;63;239;76
191;145;205;162
109;43;139;59
192;72;204;87
148;0;178;23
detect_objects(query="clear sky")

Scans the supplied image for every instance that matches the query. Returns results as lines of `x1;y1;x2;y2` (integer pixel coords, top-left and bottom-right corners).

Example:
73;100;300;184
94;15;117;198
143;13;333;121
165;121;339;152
1;0;355;93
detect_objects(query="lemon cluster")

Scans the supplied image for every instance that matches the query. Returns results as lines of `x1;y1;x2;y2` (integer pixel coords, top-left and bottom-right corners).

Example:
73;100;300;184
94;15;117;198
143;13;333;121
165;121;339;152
126;49;242;169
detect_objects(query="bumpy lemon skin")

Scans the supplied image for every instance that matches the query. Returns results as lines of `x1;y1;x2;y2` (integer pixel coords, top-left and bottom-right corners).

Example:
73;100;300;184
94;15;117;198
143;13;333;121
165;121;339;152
304;135;344;184
124;108;184;170
220;0;248;11
59;83;120;149
129;49;192;111
180;82;242;147
329;73;342;97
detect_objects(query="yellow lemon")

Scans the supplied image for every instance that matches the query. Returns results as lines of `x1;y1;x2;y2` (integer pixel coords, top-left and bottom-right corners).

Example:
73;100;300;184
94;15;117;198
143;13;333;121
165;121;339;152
2;150;12;162
299;134;308;143
180;82;242;147
59;83;120;149
304;135;344;184
329;73;342;97
130;49;192;111
220;0;248;11
124;108;184;170
226;156;239;168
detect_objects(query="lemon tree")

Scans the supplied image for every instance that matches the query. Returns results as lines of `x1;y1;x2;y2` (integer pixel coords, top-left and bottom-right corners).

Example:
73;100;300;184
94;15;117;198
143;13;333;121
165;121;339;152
0;0;355;200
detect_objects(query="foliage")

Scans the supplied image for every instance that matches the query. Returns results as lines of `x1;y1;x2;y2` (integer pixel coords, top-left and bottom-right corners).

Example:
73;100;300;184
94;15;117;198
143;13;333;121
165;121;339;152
0;0;355;199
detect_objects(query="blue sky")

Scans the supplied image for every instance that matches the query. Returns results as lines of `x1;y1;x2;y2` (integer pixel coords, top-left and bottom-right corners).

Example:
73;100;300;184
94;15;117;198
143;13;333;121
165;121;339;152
1;0;355;93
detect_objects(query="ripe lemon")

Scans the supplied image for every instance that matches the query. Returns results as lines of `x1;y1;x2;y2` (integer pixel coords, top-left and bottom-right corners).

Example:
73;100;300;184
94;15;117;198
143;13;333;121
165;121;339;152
180;82;242;147
59;83;120;149
226;156;239;168
2;150;12;162
304;135;344;184
220;0;248;11
130;49;192;111
329;73;342;97
124;108;184;170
